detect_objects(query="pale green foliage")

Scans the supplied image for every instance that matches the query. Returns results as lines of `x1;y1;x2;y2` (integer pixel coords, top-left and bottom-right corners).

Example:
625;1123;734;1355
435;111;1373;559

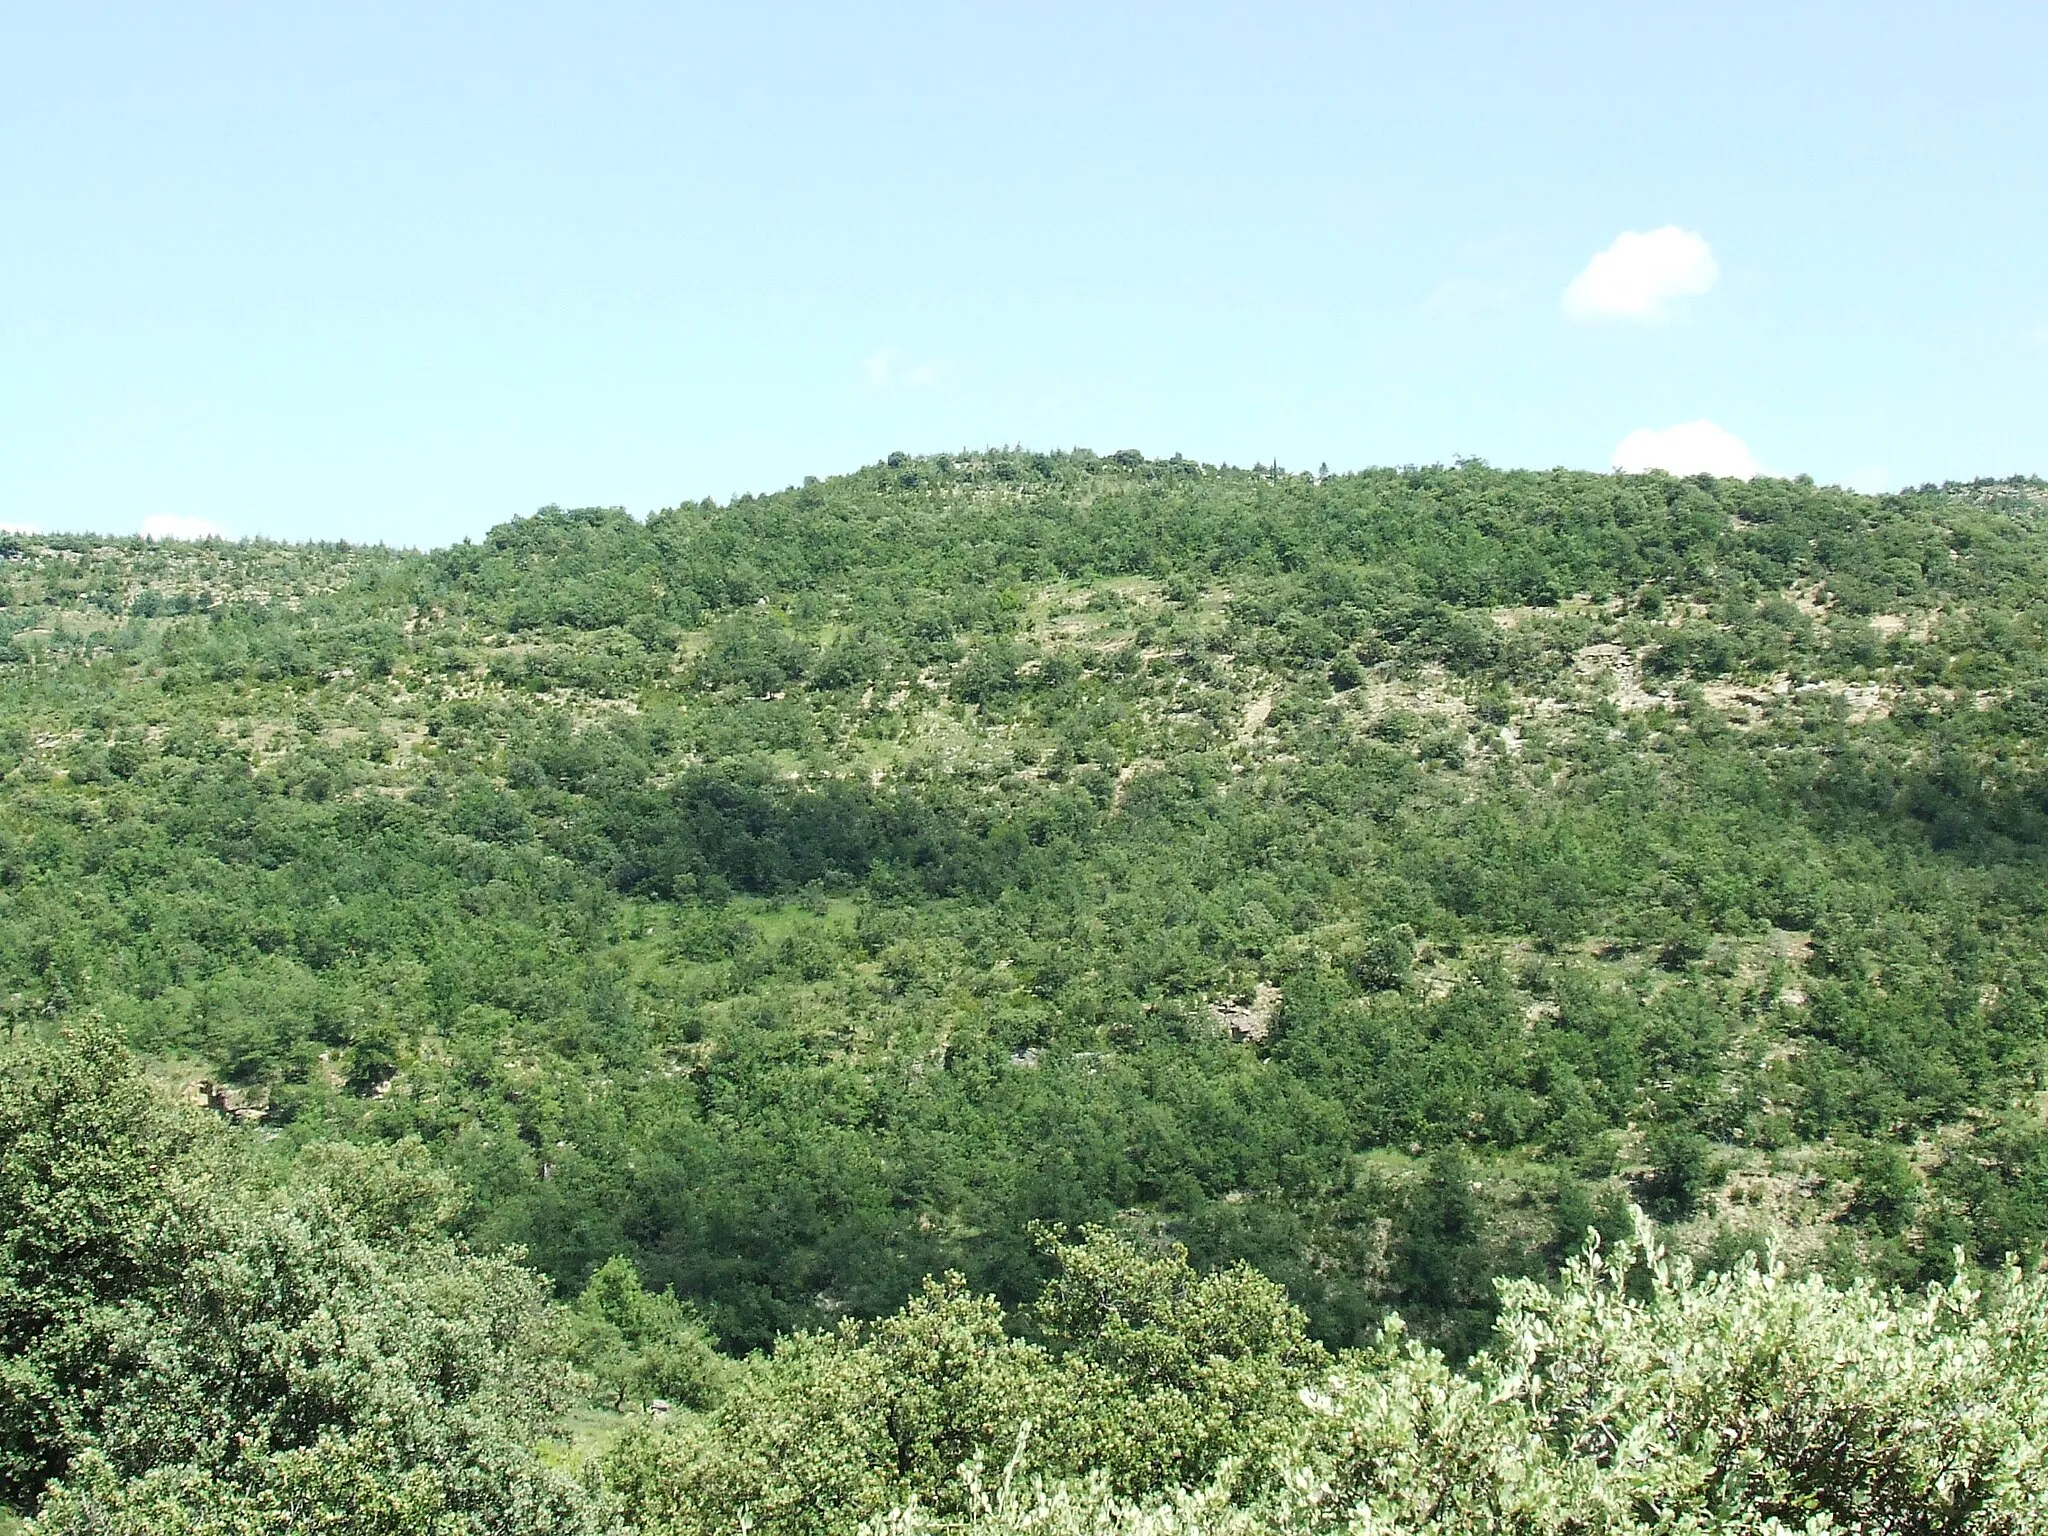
1452;1226;2048;1530
876;1220;2048;1536
1029;1225;1329;1493
605;1229;1326;1536
604;1279;1052;1536
288;1137;471;1245
870;1475;1254;1536
29;1429;602;1536
569;1255;729;1412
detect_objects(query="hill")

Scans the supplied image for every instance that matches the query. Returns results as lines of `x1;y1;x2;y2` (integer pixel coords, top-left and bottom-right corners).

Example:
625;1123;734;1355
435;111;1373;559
7;454;2048;1355
9;451;2048;1528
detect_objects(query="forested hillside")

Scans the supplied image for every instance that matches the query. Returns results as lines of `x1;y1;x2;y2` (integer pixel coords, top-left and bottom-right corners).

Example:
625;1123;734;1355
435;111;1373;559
7;452;2048;1530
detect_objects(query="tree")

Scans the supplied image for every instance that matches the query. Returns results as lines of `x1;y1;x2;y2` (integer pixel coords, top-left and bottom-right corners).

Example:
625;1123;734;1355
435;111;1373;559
570;1255;728;1412
0;1030;599;1530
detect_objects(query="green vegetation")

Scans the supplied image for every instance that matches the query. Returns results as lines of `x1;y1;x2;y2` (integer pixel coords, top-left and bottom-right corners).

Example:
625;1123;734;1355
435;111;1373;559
0;1028;604;1533
6;452;2048;1528
11;1029;2048;1533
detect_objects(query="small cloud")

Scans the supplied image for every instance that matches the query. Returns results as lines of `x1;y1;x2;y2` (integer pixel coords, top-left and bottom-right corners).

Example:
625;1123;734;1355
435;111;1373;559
141;513;228;541
863;347;942;390
2027;323;2048;350
1612;420;1762;479
1565;226;1718;322
0;521;39;535
1844;466;1893;495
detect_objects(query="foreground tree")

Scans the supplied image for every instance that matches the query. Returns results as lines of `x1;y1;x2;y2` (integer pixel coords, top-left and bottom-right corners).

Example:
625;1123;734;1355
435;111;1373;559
0;1028;604;1534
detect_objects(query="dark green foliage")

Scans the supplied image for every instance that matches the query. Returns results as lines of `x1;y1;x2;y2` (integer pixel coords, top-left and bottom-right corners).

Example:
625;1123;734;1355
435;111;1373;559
1847;1140;1920;1235
1637;1126;1722;1222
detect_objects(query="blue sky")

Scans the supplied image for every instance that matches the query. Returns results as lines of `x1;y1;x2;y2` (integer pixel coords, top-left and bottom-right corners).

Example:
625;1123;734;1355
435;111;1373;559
4;1;2044;546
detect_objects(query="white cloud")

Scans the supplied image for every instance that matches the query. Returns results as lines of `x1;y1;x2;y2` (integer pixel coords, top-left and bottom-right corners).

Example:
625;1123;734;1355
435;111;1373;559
1844;466;1893;495
140;513;228;541
863;346;942;390
1565;226;1718;322
1611;420;1763;479
0;521;39;535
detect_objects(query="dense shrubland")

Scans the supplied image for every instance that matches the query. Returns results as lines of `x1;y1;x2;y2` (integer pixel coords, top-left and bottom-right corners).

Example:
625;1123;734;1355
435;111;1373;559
5;454;2048;1525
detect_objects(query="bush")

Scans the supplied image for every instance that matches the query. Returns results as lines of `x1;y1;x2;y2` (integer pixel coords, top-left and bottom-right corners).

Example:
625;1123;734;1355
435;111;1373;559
877;1220;2048;1536
604;1229;1326;1536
